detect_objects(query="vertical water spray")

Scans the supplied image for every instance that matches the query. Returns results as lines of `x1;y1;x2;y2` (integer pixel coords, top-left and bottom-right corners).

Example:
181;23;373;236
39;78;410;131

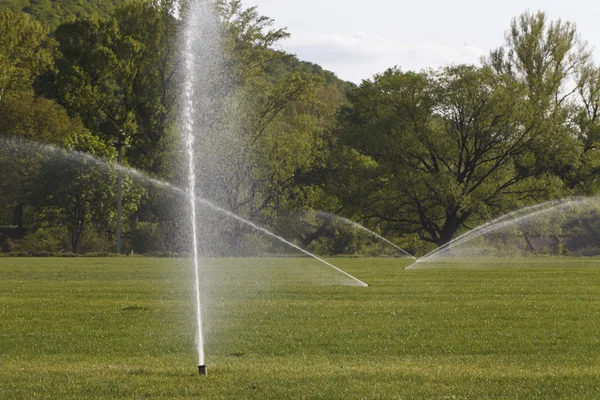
182;0;206;375
179;0;370;375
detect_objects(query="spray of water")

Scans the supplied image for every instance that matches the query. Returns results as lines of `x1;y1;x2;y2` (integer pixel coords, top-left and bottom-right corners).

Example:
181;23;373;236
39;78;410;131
315;212;415;259
406;198;589;269
208;210;369;286
1;136;370;284
182;2;205;370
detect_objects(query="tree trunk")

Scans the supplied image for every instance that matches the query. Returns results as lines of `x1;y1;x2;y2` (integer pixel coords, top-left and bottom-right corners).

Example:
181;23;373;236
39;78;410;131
71;223;84;253
433;209;471;247
71;199;85;253
13;202;24;235
434;221;460;247
523;234;536;252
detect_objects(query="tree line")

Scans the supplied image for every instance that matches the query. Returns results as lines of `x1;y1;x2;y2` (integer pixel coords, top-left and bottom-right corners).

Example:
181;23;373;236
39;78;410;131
1;1;599;256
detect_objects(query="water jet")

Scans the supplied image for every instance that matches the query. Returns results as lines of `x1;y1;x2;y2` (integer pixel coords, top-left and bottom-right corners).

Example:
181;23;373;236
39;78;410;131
406;197;600;269
0;137;367;286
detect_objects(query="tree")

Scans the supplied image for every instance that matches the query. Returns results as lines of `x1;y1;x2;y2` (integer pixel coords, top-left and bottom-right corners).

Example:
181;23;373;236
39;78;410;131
485;10;600;197
333;66;570;246
485;10;590;110
0;9;53;103
33;131;141;253
0;93;88;232
217;0;290;85
568;65;600;193
109;0;179;173
52;16;139;144
50;1;179;171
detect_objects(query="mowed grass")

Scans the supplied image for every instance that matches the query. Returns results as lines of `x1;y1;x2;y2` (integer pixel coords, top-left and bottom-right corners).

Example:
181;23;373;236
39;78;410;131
1;257;600;399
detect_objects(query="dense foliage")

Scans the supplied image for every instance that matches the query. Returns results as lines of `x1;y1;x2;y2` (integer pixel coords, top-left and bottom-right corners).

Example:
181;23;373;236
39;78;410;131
0;0;126;28
1;2;599;256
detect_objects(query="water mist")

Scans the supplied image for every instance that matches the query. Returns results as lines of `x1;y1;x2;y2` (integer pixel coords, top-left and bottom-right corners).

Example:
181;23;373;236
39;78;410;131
181;0;222;375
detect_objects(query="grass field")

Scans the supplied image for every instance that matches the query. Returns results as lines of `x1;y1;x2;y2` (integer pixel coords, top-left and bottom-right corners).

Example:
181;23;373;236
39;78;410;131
1;257;600;399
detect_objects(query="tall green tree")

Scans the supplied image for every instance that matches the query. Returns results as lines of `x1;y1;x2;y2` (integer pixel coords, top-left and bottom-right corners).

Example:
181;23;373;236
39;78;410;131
568;65;600;192
110;0;178;172
333;66;570;246
33;131;141;253
0;93;88;231
52;16;139;145
485;10;599;194
485;10;590;109
0;9;53;102
50;1;178;173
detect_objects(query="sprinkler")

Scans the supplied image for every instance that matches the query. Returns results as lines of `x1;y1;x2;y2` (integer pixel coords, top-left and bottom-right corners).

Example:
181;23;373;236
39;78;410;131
199;365;208;375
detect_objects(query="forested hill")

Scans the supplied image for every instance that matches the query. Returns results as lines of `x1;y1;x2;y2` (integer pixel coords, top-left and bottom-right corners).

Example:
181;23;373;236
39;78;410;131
0;0;352;89
0;0;125;27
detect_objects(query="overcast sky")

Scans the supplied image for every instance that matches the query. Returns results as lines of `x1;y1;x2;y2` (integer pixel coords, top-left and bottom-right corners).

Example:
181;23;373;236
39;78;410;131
249;0;600;83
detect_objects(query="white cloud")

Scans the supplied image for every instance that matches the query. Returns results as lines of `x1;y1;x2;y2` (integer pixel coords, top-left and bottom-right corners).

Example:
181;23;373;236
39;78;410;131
283;32;486;83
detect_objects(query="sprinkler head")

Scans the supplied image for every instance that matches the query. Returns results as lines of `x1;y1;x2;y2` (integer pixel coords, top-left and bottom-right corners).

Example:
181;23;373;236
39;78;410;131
198;365;208;375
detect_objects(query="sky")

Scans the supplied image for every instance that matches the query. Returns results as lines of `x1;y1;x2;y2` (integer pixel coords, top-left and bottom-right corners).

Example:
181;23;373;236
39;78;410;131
249;0;600;83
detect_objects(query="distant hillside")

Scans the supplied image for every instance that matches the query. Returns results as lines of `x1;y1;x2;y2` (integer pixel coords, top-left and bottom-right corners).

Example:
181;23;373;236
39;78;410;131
0;0;353;90
262;50;354;93
0;0;125;27
279;56;355;91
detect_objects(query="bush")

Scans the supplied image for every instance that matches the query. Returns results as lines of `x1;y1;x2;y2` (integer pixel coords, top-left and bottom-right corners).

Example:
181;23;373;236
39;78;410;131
21;227;68;253
78;228;113;254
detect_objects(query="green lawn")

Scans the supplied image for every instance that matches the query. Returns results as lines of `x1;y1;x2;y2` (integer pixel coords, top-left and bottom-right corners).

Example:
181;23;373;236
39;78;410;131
1;257;600;399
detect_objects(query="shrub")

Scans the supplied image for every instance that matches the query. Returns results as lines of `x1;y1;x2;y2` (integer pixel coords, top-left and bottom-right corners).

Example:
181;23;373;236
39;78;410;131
21;227;68;253
78;228;113;254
